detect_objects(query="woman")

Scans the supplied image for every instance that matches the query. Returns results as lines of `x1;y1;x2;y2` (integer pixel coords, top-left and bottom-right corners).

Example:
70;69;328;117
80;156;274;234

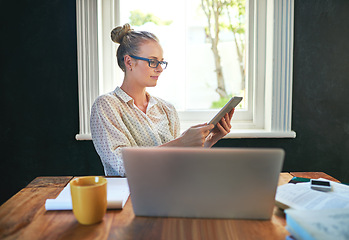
90;23;234;176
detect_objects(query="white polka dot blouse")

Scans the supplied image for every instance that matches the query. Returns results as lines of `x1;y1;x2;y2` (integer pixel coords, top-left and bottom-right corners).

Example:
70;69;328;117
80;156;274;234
90;87;180;176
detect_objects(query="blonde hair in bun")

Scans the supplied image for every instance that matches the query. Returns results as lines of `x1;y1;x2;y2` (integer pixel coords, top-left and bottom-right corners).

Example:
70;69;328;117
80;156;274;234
110;23;133;44
111;23;159;72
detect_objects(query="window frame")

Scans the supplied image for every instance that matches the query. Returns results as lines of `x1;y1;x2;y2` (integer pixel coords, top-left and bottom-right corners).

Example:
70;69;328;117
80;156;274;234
75;0;296;140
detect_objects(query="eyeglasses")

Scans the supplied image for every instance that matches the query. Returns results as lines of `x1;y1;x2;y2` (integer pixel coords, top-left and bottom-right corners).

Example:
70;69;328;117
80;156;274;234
130;55;168;69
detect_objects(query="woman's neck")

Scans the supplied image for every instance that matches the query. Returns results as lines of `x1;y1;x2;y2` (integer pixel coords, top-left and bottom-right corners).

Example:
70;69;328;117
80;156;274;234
120;81;148;113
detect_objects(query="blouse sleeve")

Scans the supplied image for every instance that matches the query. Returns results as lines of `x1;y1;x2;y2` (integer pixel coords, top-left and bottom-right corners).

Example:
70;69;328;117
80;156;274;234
160;98;181;139
90;96;130;176
169;105;181;139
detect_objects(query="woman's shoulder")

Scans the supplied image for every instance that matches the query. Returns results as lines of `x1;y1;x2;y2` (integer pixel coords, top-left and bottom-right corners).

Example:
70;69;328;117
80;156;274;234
92;89;126;112
152;95;176;110
93;88;126;105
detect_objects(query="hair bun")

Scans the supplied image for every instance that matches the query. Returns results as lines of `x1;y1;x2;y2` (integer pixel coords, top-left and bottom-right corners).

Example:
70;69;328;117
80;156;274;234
111;23;133;43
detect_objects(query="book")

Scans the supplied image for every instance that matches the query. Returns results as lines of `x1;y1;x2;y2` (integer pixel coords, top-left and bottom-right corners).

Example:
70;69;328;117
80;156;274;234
285;208;349;240
45;177;130;210
275;179;349;210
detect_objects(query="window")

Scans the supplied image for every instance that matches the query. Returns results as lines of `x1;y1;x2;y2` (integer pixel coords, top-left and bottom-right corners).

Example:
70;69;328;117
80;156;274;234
76;0;296;140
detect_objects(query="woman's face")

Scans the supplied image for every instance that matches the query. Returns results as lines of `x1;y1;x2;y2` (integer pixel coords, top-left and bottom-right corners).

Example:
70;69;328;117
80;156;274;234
129;40;164;88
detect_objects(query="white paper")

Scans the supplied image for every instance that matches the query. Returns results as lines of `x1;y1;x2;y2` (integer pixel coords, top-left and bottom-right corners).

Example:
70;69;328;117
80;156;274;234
275;179;349;210
45;178;130;211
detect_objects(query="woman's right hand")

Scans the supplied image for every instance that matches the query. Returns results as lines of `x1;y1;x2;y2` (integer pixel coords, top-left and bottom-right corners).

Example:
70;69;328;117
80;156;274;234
177;123;214;147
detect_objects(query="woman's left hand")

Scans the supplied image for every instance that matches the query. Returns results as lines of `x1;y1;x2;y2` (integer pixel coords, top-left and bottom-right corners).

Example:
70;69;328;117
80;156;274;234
204;108;235;148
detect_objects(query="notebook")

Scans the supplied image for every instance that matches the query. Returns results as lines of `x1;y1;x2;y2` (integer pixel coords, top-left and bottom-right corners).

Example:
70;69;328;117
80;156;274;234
122;147;284;219
45;178;129;210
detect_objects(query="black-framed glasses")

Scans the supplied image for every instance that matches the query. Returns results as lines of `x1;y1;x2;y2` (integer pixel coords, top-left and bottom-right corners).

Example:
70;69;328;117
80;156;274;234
130;55;168;69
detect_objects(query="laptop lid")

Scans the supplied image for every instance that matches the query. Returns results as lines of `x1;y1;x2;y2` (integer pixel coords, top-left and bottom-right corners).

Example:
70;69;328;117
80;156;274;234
122;147;284;220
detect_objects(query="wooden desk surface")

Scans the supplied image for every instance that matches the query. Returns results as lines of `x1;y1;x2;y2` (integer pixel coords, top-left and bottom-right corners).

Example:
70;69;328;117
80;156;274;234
0;172;337;240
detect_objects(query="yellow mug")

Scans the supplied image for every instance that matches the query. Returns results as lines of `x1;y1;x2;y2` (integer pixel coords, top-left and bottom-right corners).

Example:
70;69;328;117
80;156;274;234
70;176;107;225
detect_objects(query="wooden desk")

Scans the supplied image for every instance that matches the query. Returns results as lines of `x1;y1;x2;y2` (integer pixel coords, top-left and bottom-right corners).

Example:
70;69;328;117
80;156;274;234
0;172;337;240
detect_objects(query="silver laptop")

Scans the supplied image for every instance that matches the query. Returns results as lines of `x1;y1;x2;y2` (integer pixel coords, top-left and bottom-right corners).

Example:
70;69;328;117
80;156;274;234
122;147;284;220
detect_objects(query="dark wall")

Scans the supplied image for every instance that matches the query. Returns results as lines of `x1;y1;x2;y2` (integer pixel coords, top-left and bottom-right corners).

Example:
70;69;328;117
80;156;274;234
1;0;349;205
0;1;104;205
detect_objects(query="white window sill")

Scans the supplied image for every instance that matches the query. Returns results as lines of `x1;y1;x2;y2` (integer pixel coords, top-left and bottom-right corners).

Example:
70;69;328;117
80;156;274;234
75;134;92;141
223;130;296;139
75;130;296;141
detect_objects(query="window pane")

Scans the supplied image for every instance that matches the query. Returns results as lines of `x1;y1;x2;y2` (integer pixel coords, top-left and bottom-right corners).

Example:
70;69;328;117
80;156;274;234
119;0;246;111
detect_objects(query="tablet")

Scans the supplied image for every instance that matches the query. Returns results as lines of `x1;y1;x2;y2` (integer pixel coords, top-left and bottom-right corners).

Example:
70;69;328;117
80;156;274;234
208;96;243;126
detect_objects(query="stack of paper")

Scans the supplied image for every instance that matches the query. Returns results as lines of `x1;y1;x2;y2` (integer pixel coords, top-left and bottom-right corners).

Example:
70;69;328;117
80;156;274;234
285;208;349;240
45;178;130;210
275;179;349;240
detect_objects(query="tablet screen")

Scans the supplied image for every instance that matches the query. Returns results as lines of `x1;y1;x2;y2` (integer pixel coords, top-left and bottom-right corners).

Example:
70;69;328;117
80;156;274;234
208;96;243;126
